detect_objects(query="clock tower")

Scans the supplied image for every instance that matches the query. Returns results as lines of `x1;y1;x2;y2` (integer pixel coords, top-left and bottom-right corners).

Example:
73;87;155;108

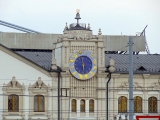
53;10;106;120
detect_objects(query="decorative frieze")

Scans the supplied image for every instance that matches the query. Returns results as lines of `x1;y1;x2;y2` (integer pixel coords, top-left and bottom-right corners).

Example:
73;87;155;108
117;82;143;90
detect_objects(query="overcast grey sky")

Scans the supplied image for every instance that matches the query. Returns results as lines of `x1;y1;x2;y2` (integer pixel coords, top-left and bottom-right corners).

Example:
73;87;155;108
0;0;160;54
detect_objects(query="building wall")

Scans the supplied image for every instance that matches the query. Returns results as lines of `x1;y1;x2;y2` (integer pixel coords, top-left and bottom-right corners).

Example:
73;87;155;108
0;50;52;120
109;74;160;120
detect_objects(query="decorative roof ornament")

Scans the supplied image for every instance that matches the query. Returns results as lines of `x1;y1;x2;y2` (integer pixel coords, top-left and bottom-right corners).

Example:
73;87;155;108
87;23;90;30
75;9;81;25
98;28;102;35
37;77;43;88
63;22;68;34
11;76;17;88
64;22;68;30
67;9;91;31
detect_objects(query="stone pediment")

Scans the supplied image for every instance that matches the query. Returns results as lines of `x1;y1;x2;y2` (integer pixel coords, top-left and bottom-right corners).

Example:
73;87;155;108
29;77;50;90
3;76;25;89
117;82;143;90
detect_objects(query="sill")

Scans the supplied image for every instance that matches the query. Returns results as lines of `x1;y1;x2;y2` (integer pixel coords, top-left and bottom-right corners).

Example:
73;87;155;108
148;112;158;114
8;111;19;112
34;111;45;112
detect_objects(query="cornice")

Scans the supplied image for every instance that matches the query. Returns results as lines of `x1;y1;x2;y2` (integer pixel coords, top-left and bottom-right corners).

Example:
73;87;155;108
143;74;150;79
111;73;120;78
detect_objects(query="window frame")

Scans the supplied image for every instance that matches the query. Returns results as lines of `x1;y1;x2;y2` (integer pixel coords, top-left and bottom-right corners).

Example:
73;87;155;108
28;77;51;119
71;99;77;112
118;96;127;113
2;77;25;119
34;95;45;112
89;99;94;112
80;99;85;112
134;96;142;113
148;96;157;113
8;94;19;112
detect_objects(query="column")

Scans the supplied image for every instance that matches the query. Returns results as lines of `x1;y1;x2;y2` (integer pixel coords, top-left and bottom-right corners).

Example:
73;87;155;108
109;78;114;120
61;77;65;119
97;77;102;119
113;91;118;118
101;77;106;120
144;91;148;114
158;90;160;114
51;76;58;119
94;99;97;117
86;99;89;117
112;74;120;119
77;99;80;117
143;74;150;115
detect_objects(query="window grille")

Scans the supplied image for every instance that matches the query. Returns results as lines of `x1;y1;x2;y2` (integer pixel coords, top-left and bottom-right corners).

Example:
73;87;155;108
80;99;85;112
8;94;19;112
134;96;142;113
34;95;44;112
71;99;76;112
89;99;94;112
148;97;157;113
118;96;127;113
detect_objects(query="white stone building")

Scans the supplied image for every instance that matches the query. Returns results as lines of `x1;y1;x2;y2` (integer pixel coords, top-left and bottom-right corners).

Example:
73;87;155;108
0;11;160;120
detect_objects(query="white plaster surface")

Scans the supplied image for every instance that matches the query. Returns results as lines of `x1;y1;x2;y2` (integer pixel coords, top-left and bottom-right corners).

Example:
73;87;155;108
0;50;52;120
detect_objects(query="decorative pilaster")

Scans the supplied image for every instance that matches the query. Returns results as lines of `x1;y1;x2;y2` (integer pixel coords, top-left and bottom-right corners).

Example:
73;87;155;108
86;99;89;117
143;74;150;114
77;99;80;117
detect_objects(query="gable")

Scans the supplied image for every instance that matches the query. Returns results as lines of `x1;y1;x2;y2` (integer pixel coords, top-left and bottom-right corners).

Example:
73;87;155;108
0;44;50;77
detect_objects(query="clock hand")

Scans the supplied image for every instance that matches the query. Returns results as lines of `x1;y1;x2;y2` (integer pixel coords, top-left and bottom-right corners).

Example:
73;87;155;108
82;57;84;73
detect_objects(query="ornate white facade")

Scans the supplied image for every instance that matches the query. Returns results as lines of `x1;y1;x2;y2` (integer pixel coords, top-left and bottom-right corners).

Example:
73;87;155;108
0;12;160;120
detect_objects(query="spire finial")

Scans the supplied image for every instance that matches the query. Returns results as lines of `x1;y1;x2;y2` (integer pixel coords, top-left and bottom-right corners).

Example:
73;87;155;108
65;22;68;29
75;9;81;25
98;28;102;35
87;23;90;30
76;9;80;13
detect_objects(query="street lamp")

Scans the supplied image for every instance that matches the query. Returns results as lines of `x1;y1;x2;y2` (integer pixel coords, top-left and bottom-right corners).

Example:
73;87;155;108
106;59;115;120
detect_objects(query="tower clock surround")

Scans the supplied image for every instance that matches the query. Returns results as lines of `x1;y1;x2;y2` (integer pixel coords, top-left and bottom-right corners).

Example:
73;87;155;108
69;50;97;80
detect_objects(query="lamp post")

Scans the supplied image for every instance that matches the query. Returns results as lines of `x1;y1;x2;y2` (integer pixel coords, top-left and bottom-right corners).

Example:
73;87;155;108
106;59;115;120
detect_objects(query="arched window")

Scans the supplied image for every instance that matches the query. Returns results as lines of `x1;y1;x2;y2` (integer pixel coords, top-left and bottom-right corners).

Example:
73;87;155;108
8;94;19;112
148;97;157;113
118;96;127;113
134;96;142;113
80;99;85;112
89;99;94;112
34;95;44;112
71;99;76;112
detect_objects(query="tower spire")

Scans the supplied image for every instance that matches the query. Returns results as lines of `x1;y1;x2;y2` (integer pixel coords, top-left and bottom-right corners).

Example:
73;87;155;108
75;9;81;25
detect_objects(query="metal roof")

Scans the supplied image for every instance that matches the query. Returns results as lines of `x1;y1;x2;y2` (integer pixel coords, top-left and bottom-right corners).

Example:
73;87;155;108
12;50;160;74
105;54;160;74
14;50;52;71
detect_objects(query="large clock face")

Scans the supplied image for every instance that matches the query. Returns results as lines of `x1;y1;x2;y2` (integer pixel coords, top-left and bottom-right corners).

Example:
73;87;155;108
69;50;97;80
75;56;92;74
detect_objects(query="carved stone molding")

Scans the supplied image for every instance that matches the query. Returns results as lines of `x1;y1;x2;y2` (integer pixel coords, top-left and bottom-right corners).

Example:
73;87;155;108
143;74;150;79
28;77;51;119
147;77;160;90
117;82;143;90
2;77;25;119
